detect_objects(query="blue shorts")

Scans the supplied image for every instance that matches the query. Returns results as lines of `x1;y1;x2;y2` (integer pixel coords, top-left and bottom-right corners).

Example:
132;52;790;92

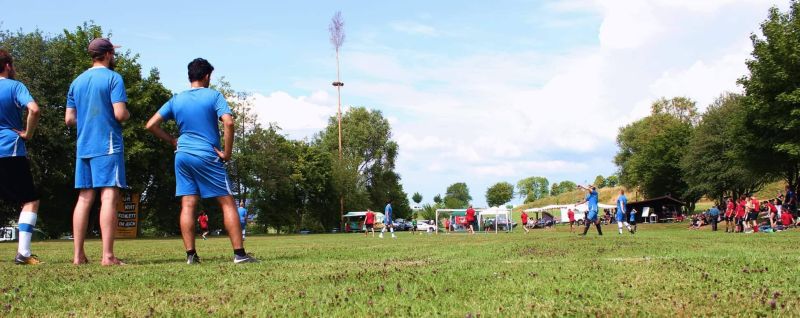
384;216;392;225
587;210;598;221
616;213;625;222
75;152;127;189
175;152;232;199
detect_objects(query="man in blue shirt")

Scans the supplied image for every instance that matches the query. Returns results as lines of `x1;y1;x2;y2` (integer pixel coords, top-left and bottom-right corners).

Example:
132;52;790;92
616;190;633;235
65;38;129;266
708;204;720;232
146;58;256;264
785;185;797;214
0;50;43;265
578;185;603;236
238;201;247;241
380;199;396;238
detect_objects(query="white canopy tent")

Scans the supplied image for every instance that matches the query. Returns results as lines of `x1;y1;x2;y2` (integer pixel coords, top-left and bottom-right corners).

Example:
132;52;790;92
342;211;386;231
525;203;617;223
434;207;513;234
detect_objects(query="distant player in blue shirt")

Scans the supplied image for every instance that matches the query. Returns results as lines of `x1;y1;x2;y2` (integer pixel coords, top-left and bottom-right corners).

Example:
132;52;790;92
380;199;396;239
0;50;43;265
65;38;130;266
146;58;256;264
578;185;603;236
238;201;247;241
615;190;633;235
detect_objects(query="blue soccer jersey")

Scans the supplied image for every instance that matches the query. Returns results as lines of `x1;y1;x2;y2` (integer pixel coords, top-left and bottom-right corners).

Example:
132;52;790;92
587;190;599;212
158;88;231;161
616;194;627;221
0;78;34;157
66;67;128;158
384;203;393;224
238;207;247;224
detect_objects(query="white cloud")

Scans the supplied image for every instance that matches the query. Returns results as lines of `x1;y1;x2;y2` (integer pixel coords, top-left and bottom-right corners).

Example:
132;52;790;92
248;91;335;139
596;1;663;49
390;21;438;36
647;40;750;110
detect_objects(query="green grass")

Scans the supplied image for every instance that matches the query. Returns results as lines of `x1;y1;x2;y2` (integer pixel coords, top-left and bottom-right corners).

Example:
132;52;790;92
2;224;800;316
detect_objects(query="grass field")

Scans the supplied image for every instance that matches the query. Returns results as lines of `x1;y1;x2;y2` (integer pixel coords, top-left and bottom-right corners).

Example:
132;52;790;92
2;223;800;317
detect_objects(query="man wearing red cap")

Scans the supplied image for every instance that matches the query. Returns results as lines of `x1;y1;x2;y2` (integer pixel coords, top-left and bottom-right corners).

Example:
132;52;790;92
65;38;129;266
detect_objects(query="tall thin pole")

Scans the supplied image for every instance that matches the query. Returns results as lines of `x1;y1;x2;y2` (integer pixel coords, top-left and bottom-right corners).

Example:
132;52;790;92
335;48;344;230
330;11;346;231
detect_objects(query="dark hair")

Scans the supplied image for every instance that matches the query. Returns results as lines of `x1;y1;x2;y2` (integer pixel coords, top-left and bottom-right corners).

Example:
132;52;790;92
90;50;108;62
0;49;12;73
188;58;214;82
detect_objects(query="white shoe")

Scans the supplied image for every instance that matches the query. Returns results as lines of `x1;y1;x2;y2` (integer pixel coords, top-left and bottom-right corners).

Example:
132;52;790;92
379;234;384;238
392;235;397;239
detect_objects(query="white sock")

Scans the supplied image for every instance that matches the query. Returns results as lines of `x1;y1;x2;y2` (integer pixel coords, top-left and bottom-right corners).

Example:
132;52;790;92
381;227;386;234
17;211;37;257
617;222;623;234
390;228;395;234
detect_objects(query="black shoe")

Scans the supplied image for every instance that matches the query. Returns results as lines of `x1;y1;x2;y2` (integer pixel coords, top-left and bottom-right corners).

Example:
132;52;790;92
233;254;258;264
187;254;201;265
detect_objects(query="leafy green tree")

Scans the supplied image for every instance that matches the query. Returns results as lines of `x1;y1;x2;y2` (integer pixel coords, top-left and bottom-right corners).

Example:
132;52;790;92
738;2;800;190
444;182;471;208
550;182;560;196
433;194;442;204
615;98;698;211
419;203;436;221
682;93;771;204
550;180;577;196
316;107;410;218
651;97;700;126
605;175;619;187
486;182;514;207
412;192;422;205
593;175;606;188
517;176;549;203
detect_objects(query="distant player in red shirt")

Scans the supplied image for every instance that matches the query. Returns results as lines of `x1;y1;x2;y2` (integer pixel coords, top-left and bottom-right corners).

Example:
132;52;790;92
520;211;529;234
735;196;746;233
767;199;778;229
197;210;209;240
567;209;576;233
749;195;761;232
466;205;476;235
364;209;376;237
724;197;734;233
780;210;794;227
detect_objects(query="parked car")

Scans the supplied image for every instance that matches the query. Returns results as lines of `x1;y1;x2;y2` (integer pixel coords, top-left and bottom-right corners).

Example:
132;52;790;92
416;220;437;232
394;218;413;231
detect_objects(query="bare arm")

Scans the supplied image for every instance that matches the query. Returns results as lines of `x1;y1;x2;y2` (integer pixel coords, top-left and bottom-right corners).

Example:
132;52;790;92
15;101;40;140
214;114;234;161
145;113;177;147
113;102;130;122
65;108;77;126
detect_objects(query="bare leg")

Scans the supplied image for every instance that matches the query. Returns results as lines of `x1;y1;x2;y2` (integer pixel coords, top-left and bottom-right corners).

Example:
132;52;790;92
217;195;243;250
99;187;123;266
21;200;39;212
180;195;199;252
72;189;95;265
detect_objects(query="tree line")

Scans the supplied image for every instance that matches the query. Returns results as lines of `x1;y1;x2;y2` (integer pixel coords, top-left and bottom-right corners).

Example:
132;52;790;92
614;2;800;212
0;23;410;236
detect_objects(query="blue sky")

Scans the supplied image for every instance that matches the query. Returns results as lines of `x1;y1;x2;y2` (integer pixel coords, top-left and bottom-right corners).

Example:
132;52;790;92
6;0;786;207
